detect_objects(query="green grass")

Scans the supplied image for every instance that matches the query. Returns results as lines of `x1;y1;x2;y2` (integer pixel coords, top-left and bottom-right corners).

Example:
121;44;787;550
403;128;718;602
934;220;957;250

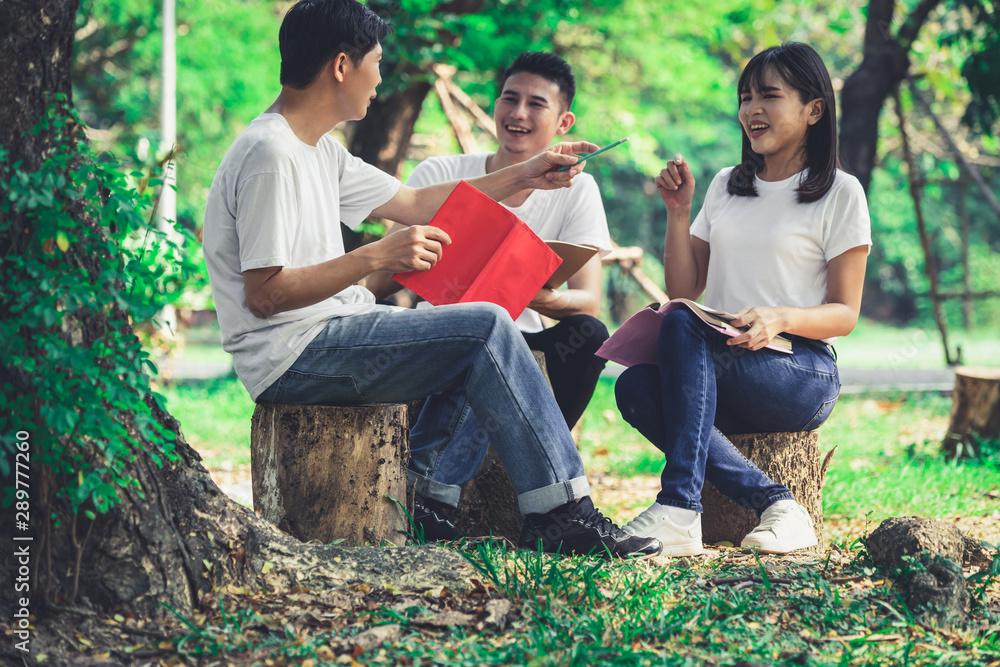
156;374;255;468
820;392;1000;519
164;538;1000;666
834;317;1000;369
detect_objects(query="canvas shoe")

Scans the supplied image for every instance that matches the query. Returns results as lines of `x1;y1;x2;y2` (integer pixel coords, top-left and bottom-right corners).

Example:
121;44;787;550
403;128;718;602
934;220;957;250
623;503;705;556
741;500;818;553
412;494;466;543
519;497;662;559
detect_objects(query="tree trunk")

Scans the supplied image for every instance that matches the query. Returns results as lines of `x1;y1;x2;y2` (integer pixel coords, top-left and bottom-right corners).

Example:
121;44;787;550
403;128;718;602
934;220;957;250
0;0;471;625
347;72;433;178
839;0;910;191
444;448;523;543
839;0;941;192
943;367;1000;458
251;402;410;547
701;432;834;554
0;0;78;172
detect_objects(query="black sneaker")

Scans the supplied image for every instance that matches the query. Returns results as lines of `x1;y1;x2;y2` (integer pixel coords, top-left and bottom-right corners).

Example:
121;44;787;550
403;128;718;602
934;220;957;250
518;497;662;558
412;495;466;543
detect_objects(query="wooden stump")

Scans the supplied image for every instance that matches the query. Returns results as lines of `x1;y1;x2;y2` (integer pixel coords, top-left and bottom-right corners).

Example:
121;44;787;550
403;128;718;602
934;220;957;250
251;402;410;547
701;432;835;553
442;447;523;543
441;350;552;542
943;367;1000;458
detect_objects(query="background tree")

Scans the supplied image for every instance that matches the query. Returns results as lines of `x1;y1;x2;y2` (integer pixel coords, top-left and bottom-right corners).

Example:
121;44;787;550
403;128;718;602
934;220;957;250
840;0;999;192
837;0;1000;323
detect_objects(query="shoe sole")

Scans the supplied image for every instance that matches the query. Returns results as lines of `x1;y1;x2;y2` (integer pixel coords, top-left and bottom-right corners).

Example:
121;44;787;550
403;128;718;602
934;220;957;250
659;544;707;557
626;528;704;557
740;540;819;554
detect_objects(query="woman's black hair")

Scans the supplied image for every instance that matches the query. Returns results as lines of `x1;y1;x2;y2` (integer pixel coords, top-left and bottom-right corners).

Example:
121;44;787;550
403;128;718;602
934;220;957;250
279;0;392;90
727;42;839;203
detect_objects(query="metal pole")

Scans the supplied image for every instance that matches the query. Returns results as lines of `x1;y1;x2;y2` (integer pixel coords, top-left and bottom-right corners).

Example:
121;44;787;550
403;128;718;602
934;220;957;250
160;0;178;339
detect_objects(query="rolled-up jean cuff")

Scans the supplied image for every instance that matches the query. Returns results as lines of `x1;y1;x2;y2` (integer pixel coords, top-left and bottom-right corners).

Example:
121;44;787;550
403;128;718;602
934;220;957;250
757;492;796;515
408;471;462;508
518;476;591;515
657;498;704;513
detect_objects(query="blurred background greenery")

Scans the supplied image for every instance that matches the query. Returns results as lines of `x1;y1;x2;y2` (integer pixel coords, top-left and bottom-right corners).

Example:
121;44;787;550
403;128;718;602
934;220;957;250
73;0;1000;353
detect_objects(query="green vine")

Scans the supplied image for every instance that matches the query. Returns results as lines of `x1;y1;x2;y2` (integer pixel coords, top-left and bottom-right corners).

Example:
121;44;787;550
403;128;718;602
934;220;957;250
0;95;196;518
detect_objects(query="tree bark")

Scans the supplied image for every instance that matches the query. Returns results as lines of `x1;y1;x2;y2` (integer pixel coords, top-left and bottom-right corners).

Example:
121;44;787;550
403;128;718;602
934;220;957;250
251;402;410;547
943;367;1000;458
443;448;524;543
701;432;834;554
839;0;941;192
347;70;434;178
0;0;78;171
0;0;472;623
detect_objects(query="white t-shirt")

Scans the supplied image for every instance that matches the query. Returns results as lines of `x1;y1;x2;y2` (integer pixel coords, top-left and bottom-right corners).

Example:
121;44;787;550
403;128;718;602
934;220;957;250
406;152;612;332
204;113;401;400
690;167;871;340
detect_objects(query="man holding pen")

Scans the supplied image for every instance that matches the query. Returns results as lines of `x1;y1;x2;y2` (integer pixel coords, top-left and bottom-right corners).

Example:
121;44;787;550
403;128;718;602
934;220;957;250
370;54;615;534
203;0;659;558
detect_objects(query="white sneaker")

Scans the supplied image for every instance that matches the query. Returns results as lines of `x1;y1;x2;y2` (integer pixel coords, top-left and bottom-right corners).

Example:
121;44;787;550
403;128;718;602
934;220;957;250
623;503;705;556
741;500;818;553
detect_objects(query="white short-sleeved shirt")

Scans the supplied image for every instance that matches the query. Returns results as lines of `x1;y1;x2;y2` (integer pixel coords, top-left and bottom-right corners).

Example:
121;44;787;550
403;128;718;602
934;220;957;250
690;167;871;341
406;152;612;332
203;113;401;399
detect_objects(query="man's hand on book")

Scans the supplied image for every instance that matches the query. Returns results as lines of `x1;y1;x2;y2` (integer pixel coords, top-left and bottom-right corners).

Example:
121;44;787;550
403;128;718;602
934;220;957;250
522;142;600;190
371;225;451;273
728;306;787;351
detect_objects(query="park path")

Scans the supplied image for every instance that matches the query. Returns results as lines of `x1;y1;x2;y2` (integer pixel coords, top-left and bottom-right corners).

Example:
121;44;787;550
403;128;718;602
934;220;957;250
169;356;958;394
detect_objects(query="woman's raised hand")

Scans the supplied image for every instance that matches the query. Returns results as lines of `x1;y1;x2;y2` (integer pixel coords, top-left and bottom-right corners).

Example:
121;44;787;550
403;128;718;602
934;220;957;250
655;154;696;211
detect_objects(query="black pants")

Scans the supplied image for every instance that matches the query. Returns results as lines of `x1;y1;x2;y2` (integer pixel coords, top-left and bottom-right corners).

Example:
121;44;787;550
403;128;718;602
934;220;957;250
522;314;609;428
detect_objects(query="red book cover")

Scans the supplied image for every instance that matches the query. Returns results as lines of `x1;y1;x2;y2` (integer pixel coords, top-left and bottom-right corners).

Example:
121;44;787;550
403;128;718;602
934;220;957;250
393;181;562;320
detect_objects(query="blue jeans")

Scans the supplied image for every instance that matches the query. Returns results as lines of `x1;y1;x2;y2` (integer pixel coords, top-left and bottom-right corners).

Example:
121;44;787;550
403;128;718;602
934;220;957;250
409;314;607;497
614;308;840;514
256;303;589;514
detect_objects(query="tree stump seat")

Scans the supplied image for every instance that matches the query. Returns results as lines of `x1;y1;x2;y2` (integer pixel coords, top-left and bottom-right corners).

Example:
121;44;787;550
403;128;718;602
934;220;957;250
702;431;834;553
943;366;1000;459
250;402;411;547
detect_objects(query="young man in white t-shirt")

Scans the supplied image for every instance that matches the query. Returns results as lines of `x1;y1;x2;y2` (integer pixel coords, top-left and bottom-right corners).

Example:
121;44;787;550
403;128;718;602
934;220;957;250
369;53;612;498
202;0;660;559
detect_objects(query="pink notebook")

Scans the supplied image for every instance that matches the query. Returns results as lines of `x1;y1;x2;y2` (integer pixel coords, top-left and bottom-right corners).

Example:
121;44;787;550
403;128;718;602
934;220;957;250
596;298;793;367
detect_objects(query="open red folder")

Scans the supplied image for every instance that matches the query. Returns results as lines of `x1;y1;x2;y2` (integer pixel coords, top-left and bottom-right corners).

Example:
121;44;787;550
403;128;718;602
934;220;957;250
393;181;563;320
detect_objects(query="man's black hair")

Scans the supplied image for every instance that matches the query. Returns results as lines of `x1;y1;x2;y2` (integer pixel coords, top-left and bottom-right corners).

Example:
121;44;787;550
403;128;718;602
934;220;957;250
501;51;576;110
279;0;392;89
728;42;839;204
